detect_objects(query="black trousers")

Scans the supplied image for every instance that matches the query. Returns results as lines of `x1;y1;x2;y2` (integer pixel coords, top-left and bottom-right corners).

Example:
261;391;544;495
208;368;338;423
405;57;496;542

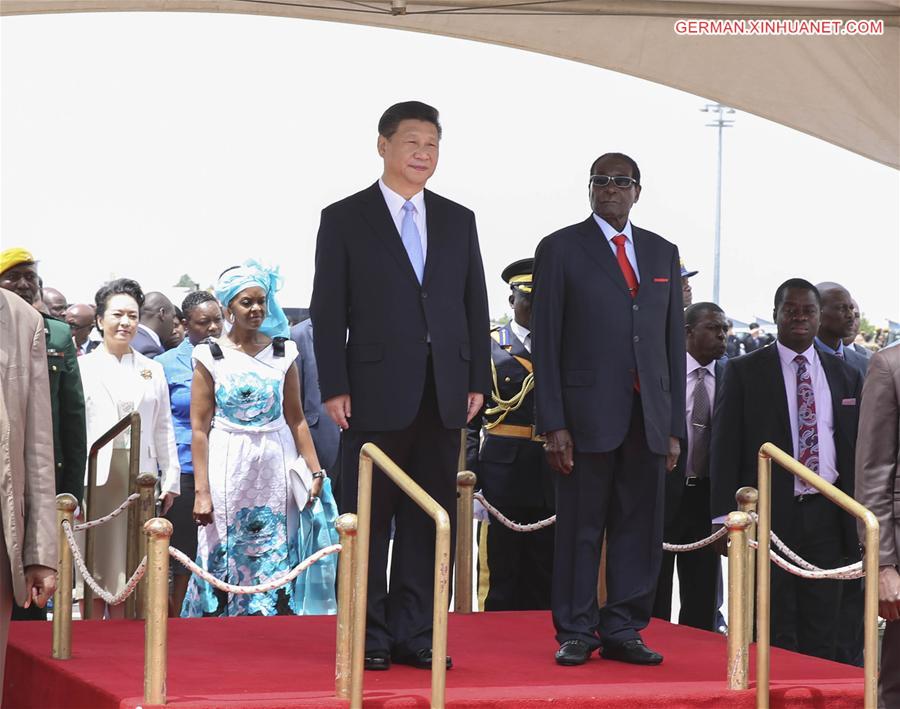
340;359;459;657
652;479;719;631
552;396;665;650
770;494;843;661
480;505;554;611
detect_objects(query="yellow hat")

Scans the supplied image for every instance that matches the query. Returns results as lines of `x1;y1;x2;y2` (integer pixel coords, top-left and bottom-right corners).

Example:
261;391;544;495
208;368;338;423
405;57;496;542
0;247;36;275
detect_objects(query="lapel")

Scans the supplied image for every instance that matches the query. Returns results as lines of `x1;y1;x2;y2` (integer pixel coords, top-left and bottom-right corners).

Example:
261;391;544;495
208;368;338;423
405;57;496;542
819;351;849;441
506;323;529;360
758;344;791;436
631;225;654;304
422;190;449;288
359;182;421;289
575;216;631;297
713;359;726;412
94;348;147;412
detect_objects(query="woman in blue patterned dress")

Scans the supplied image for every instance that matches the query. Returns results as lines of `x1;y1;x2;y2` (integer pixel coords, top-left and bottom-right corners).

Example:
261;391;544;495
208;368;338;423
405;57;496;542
182;261;338;616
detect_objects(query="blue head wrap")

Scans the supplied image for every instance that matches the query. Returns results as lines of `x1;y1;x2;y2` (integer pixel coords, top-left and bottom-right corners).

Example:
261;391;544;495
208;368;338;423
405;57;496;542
215;259;290;339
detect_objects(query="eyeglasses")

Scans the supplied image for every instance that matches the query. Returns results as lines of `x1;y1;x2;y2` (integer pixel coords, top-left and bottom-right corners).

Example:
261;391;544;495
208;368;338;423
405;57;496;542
590;174;638;189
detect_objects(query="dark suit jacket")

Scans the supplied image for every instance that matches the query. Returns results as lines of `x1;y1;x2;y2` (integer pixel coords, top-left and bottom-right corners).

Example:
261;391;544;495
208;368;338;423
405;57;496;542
532;216;686;455
290;319;340;471
132;326;163;358
43;315;86;503
310;182;491;431
664;358;724;532
710;343;864;555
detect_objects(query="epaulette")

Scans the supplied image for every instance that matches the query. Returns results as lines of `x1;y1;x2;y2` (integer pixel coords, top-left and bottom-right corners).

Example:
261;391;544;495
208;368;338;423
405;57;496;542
490;326;511;348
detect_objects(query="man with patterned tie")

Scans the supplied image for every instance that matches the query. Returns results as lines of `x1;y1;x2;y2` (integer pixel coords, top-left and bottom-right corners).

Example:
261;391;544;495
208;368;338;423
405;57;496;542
311;101;490;671
532;152;685;667
653;302;728;631
710;278;863;660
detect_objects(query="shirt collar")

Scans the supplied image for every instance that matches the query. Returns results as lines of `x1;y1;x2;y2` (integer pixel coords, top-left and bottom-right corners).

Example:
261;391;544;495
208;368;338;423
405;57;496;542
138;322;162;348
509;319;531;345
776;340;818;367
378;178;425;221
686;351;716;378
814;335;844;356
592;213;633;244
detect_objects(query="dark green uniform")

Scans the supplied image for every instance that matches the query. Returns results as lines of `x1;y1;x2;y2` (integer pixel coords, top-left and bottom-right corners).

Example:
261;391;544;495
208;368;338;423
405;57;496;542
12;316;86;621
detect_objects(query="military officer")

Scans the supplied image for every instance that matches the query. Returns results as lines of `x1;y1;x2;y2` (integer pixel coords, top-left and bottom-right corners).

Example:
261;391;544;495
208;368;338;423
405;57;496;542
466;258;555;611
0;248;86;620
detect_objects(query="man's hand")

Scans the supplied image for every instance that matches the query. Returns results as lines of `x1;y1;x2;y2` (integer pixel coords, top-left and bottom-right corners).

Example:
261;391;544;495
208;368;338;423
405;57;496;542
544;429;575;475
325;395;352;430
23;565;57;609
879;566;900;622
711;523;727;557
159;492;176;516
666;436;680;472
466;392;484;424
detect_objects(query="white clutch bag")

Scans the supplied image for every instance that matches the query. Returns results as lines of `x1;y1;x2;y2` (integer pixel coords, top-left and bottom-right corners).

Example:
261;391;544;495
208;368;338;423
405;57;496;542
288;455;315;510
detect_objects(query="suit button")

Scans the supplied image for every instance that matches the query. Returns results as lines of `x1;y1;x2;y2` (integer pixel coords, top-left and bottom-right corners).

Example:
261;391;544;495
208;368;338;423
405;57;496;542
421;291;428;299
632;304;639;311
633;335;640;342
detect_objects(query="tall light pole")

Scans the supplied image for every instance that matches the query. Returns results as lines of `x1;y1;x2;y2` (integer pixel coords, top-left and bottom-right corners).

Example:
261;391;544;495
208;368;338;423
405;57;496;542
701;103;736;304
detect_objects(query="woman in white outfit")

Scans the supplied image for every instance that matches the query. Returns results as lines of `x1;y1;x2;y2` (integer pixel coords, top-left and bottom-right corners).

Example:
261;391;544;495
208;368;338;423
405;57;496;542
78;278;180;619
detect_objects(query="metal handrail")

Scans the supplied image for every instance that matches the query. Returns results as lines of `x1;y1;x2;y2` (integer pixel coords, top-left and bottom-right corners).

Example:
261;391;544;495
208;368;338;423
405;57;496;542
84;412;142;618
347;442;451;709
755;442;879;709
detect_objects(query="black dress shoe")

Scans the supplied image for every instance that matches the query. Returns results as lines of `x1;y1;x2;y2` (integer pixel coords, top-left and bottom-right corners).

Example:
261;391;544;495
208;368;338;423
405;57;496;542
601;639;663;665
555;639;591;666
393;648;453;670
364;649;391;671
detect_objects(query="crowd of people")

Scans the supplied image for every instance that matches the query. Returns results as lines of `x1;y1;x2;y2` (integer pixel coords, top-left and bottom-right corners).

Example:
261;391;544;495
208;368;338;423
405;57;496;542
0;99;898;706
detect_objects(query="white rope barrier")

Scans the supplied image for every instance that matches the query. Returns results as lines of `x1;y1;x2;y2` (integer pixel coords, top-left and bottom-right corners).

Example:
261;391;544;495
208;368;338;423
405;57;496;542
167;543;342;595
748;539;864;580
61;519;147;605
74;493;140;531
663;526;728;552
473;492;556;532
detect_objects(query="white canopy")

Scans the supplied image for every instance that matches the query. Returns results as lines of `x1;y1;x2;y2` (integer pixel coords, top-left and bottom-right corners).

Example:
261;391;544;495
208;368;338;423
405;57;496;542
4;0;899;168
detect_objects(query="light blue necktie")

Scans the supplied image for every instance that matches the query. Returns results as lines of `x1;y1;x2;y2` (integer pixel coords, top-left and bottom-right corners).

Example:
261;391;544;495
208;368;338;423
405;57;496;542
400;201;425;284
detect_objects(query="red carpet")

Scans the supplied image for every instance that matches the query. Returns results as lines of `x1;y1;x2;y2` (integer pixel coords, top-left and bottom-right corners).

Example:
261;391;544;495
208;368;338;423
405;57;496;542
5;611;862;708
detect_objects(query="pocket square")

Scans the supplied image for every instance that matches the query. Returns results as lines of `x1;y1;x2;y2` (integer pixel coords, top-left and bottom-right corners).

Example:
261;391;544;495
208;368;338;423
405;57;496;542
653;277;669;283
841;398;857;406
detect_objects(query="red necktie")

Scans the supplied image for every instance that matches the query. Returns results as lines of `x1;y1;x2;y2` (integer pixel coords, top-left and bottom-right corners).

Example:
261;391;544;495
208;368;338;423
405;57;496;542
612;234;640;391
612;234;638;297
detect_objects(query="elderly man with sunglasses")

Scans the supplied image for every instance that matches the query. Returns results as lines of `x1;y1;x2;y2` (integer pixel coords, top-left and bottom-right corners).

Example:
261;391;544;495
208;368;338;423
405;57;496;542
532;153;685;667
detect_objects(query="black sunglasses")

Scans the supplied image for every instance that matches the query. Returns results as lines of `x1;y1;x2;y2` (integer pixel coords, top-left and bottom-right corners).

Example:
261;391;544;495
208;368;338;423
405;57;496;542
590;174;638;188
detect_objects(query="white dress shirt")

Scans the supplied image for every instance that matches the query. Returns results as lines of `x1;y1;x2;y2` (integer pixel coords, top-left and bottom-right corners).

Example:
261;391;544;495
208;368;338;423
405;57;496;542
775;341;838;495
509;320;531;353
685;353;716;476
592;214;640;283
378;178;428;259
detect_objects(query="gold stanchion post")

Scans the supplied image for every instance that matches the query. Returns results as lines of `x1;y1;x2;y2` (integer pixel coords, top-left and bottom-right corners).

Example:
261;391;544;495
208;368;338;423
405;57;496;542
144;517;172;706
52;494;78;660
334;513;357;700
736;486;758;642
454;471;476;614
725;510;751;690
128;473;158;620
755;453;772;709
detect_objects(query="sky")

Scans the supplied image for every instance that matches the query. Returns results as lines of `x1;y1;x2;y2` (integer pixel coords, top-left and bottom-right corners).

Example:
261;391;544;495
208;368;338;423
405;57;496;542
2;11;898;328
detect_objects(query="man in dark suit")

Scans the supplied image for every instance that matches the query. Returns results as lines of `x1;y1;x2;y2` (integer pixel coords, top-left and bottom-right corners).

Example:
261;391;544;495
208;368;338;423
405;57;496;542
310;101;490;671
466;258;554;611
845;300;873;359
813;281;868;665
652;302;727;631
532;152;685;667
290;318;340;474
815;282;869;379
710;278;863;661
132;291;177;358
